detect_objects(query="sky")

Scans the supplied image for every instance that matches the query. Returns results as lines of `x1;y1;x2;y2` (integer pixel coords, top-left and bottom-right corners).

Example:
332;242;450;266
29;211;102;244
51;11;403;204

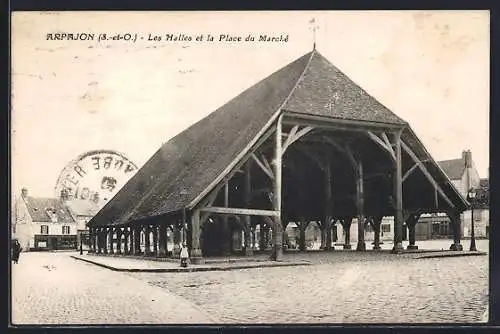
11;10;490;198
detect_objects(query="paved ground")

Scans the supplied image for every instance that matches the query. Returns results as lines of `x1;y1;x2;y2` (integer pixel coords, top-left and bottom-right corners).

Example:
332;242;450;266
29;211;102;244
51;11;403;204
11;239;488;324
11;251;216;325
131;239;489;324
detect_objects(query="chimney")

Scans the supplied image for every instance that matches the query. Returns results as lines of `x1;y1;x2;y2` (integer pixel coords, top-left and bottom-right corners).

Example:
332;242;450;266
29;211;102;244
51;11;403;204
60;188;69;201
462;150;472;168
21;188;28;199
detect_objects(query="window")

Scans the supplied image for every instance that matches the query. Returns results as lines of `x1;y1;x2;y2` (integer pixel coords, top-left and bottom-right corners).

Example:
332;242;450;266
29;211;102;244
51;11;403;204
40;225;49;235
62;226;70;235
382;224;391;233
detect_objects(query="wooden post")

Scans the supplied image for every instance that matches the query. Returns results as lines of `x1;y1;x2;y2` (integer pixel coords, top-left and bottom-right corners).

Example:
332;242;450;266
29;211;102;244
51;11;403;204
449;211;464;251
271;117;283;261
244;161;253;256
172;223;181;258
133;227;141;255
158;224;167;257
222;182;231;255
372;216;383;250
356;160;366;251
96;228;102;254
190;209;203;263
143;225;151;256
152;225;159;256
342;217;352;249
392;130;404;253
407;213;420;250
103;228;108;254
116;228;122;254
299;220;307;251
324;157;334;251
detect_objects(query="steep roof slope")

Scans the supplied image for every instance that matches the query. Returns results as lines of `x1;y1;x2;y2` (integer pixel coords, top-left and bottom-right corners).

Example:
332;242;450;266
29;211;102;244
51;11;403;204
89;50;466;227
437;158;465;180
23;197;75;224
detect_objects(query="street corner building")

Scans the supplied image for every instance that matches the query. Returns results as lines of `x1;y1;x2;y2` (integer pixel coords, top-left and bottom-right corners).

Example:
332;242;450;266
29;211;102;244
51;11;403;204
12;188;100;251
87;49;470;263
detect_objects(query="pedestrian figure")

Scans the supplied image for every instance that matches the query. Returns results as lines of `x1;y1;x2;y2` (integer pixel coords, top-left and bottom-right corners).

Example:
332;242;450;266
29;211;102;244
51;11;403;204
12;240;22;264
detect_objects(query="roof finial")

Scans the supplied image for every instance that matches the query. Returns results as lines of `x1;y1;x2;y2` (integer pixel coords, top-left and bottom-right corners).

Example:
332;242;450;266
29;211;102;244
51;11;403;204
309;18;319;50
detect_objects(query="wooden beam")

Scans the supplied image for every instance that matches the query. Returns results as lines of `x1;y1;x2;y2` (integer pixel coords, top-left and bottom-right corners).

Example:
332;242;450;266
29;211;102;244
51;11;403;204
294;146;325;171
367;131;396;162
393;131;404;251
344;144;359;172
200;206;280;217
261;154;273;173
200;190;219;226
275;116;283;214
381;132;396;158
283;111;405;130
402;162;420;182
322;136;357;170
282;125;298;150
403;159;432;182
282;126;314;155
401;141;454;208
251;153;274;180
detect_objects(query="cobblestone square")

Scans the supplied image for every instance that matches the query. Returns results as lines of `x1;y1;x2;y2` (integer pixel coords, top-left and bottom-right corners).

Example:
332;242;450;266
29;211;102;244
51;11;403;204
11;239;488;325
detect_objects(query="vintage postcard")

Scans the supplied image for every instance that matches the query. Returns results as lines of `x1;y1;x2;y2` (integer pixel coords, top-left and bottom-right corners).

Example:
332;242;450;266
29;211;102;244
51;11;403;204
10;10;489;325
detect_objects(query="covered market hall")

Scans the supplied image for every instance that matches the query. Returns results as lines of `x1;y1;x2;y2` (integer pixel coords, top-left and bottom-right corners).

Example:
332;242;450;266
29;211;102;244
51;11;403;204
87;49;469;263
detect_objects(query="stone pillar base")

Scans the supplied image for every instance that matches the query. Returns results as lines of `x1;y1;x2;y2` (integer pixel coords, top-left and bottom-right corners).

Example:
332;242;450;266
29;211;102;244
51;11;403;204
407;245;418;250
323;246;335;251
372;245;381;250
450;243;463;251
391;243;404;253
343;244;352;250
356;242;366;251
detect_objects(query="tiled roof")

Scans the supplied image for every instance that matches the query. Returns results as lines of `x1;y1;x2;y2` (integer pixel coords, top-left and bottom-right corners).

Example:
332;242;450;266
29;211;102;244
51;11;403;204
437;158;465;180
89;50;467;227
65;199;101;217
23;197;75;224
480;178;489;189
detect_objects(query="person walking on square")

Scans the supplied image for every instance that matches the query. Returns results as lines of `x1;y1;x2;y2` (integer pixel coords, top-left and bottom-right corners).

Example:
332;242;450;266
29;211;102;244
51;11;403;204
12;240;22;264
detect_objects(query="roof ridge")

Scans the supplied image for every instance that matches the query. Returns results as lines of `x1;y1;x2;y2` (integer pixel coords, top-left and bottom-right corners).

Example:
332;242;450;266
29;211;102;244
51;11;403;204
186;50;316;211
122;53;318;222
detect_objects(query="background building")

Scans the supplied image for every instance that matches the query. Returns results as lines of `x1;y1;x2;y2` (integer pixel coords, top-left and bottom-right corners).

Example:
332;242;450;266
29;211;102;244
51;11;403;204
415;150;489;240
13;188;78;251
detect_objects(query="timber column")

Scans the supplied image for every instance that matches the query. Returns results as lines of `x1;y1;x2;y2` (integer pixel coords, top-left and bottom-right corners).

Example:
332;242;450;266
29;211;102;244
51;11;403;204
103;228;108;254
392;129;404;253
109;228;114;254
244;161;254;256
190;209;203;263
298;220;307;251
356;159;366;251
449;210;464;251
172;223;181;258
152;225;159;257
406;213;420;250
324;156;334;251
341;217;352;250
271;116;283;261
133;226;141;255
158;223;167;257
116;228;122;254
144;225;151;256
371;216;383;250
96;228;102;254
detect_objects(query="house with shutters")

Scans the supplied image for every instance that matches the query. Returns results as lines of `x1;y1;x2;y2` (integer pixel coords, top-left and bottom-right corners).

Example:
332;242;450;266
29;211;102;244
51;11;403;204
13;188;78;251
